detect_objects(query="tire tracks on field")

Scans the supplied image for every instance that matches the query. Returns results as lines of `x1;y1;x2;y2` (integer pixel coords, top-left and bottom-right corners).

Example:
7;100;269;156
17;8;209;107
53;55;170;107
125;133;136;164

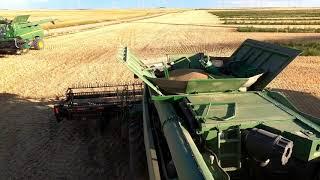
45;10;186;39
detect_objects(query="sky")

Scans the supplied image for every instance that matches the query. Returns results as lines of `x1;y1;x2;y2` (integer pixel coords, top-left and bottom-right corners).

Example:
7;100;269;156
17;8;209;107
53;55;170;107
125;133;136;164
1;0;320;9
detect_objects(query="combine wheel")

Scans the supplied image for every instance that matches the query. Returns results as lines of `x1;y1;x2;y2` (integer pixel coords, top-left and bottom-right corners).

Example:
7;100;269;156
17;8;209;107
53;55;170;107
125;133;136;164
129;115;147;180
33;37;44;50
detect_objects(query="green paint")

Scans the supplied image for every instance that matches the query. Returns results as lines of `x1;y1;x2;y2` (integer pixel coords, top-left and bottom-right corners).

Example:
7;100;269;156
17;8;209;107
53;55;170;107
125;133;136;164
0;15;55;51
119;39;319;179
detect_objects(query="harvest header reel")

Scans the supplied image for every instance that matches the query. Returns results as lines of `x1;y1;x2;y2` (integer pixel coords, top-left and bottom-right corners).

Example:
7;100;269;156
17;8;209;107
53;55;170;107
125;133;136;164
54;83;143;124
0;15;55;54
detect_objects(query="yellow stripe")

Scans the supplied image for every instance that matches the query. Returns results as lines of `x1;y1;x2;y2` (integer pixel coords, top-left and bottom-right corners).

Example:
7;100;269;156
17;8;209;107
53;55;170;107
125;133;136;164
19;29;43;37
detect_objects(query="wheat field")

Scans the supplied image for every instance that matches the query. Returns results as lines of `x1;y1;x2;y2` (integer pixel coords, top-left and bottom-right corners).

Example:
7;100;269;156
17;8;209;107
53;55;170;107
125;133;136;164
0;9;319;116
0;9;176;29
0;9;319;179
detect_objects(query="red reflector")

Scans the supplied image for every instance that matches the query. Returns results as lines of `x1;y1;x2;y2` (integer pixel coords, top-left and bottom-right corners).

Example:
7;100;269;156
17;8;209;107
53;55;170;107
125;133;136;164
53;107;59;114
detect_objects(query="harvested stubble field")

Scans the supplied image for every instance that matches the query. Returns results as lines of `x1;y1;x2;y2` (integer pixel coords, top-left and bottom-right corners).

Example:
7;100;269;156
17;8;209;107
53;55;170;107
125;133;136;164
0;9;176;29
0;10;319;179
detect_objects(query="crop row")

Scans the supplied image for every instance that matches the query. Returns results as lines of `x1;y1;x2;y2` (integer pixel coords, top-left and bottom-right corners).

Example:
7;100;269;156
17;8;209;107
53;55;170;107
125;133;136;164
237;26;320;33
279;41;320;56
224;21;320;25
210;9;320;18
222;17;320;21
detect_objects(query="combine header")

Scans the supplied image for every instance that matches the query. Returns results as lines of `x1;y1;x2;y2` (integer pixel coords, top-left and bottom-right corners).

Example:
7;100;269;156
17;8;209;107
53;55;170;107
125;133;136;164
54;83;143;123
0;15;55;54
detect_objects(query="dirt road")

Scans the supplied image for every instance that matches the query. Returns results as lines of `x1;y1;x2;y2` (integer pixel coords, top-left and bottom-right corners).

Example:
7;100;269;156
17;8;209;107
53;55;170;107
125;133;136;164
0;10;319;179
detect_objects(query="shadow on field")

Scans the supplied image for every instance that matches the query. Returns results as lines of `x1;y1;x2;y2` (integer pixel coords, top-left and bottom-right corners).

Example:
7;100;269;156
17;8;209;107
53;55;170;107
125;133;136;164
0;50;17;57
272;89;320;118
0;51;9;58
0;93;131;180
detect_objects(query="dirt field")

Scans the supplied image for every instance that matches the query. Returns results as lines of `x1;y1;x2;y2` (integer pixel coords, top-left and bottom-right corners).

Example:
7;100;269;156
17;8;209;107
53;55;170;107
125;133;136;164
0;10;319;179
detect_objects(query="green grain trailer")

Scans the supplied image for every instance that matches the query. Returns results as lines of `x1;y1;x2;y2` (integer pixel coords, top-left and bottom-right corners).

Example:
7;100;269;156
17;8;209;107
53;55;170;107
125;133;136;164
0;15;55;54
118;39;320;180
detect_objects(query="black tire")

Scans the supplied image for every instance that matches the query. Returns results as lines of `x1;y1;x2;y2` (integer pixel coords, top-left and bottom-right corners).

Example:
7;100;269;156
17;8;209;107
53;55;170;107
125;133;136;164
33;38;44;50
129;115;147;180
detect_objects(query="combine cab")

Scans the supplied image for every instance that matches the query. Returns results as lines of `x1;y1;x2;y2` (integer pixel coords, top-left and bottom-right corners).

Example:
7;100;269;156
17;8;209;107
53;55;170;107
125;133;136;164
0;15;55;54
118;39;320;180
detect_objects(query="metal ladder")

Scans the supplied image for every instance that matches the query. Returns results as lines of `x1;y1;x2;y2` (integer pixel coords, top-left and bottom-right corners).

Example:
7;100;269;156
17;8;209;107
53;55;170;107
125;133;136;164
217;126;241;171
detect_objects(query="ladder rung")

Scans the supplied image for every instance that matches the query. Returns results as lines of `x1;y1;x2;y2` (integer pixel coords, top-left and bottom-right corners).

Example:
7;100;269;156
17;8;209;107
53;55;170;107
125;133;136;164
220;139;240;143
223;167;239;171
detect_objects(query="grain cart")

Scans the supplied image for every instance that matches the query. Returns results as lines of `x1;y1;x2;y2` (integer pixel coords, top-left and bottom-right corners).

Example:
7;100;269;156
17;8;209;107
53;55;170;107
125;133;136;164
0;15;55;54
117;39;320;180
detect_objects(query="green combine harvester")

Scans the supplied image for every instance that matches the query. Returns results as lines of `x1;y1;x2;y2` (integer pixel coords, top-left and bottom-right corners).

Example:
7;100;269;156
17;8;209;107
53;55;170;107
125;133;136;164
118;39;320;180
0;15;55;54
54;39;320;180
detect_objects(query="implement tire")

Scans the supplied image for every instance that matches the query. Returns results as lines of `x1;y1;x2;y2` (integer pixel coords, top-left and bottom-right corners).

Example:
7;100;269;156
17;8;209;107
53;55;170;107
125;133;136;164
33;38;44;50
129;115;147;180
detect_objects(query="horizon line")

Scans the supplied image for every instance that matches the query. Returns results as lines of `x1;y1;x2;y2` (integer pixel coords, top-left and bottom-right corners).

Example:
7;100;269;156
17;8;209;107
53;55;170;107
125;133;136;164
1;7;320;10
